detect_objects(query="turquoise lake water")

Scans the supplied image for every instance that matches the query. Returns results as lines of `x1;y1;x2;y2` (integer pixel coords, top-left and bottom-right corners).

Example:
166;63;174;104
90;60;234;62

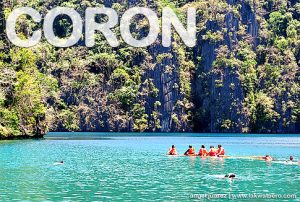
0;133;299;201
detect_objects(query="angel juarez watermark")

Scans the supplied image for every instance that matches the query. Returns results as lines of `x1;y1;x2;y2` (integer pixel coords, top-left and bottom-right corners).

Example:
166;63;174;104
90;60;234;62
190;193;297;200
6;6;196;48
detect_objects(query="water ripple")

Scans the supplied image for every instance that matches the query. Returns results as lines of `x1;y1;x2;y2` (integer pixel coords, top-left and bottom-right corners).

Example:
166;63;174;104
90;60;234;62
0;137;299;201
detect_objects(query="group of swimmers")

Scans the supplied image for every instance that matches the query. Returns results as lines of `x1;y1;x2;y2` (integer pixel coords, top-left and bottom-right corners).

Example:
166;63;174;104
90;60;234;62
168;145;225;157
167;145;300;164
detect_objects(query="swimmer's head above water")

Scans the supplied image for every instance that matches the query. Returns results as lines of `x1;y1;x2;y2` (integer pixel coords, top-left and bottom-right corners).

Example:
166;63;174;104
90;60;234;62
224;173;236;179
264;155;272;161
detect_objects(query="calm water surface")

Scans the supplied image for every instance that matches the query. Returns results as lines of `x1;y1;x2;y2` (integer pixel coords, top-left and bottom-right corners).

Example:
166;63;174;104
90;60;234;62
0;133;299;201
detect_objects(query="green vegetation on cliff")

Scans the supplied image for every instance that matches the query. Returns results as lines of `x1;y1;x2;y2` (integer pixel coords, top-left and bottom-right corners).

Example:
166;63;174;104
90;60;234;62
0;0;299;138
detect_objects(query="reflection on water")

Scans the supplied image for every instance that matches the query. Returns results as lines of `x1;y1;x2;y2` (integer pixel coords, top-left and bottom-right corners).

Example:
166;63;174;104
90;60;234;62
0;134;299;201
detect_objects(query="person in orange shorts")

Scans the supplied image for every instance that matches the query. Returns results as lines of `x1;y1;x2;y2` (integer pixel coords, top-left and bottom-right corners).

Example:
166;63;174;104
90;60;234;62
198;145;207;156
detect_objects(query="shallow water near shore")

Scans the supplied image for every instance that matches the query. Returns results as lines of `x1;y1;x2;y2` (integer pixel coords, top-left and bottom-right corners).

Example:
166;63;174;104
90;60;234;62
0;133;299;201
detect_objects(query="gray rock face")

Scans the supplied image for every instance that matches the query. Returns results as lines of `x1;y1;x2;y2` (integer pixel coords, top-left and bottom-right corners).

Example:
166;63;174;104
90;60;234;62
147;45;182;132
193;0;258;132
1;0;299;135
192;0;300;133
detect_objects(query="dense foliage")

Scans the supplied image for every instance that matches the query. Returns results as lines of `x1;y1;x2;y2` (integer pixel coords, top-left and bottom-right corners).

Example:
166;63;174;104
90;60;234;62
0;0;299;138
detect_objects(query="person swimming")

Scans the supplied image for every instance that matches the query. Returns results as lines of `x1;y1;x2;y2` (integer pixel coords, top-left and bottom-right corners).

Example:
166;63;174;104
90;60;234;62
263;155;273;161
53;161;64;166
198;145;207;156
216;173;236;179
217;145;225;156
285;156;297;164
168;145;178;155
224;173;236;179
249;155;273;161
208;146;217;156
184;145;196;156
286;156;300;165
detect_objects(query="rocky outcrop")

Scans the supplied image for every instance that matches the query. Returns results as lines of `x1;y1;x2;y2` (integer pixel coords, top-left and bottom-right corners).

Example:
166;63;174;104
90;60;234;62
0;0;299;136
193;0;300;133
